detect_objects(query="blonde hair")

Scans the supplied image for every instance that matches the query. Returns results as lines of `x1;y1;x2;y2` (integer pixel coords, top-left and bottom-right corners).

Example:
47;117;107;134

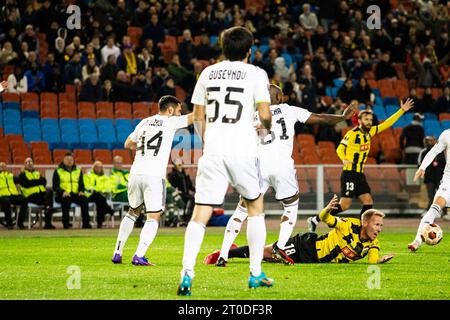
361;209;385;222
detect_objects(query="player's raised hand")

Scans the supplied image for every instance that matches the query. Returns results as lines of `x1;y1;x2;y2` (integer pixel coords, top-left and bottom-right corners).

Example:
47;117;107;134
378;253;395;263
0;80;8;91
342;101;358;119
325;194;339;212
413;168;425;183
400;98;414;112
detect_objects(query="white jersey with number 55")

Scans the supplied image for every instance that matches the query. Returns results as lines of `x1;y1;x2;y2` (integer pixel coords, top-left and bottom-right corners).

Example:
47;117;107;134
191;60;271;157
128;114;188;177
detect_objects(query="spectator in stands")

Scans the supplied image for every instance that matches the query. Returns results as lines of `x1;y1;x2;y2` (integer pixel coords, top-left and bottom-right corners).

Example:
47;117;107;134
156;76;176;101
52;152;91;229
19;24;39;53
337;78;357;104
17;42;30;65
130;0;150;28
81;43;100;66
422;87;437;113
168;158;195;225
347;49;367;80
3;27;20;54
299;3;318;31
102;79;116;102
85;161;113;229
0;41;18;68
354;78;372;105
333;50;349;80
273;56;294;83
436;86;450;113
24;62;45;93
110;155;129;203
101;37;121;66
100;54;119;83
133;71;154;102
64;52;82;85
67;36;85;54
7;64;27;93
143;13;165;46
418;136;445;209
252;49;274;78
168;54;195;93
137;48;154;73
18;158;55;229
0;162;28;229
113;71;134;103
42;52;63;92
194;33;218;62
400;113;425;165
376;52;397;80
117;44;138;77
178;29;196;69
81;58;100;82
79;74;102;103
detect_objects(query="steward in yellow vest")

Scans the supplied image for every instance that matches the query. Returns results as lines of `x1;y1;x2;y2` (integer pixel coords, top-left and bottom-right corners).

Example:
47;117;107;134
85;161;113;228
18;158;55;229
0;162;28;229
52;152;91;229
111;155;129;202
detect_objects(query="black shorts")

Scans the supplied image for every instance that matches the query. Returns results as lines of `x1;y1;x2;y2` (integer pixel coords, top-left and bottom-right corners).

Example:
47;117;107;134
340;171;371;198
282;232;319;263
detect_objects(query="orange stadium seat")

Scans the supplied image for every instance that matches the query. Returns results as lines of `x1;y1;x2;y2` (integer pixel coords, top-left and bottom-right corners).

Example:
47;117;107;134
74;149;93;164
150;102;159;115
59;101;77;118
59;92;75;103
21;101;39;111
96;102;114;118
78;102;96;118
439;113;450;121
112;149;132;165
40;101;58;118
21;92;39;103
175;85;186;102
127;26;143;47
40;92;58;103
115;102;132;119
132;102;150;119
2;92;20;102
93;149;112;164
53;149;71;164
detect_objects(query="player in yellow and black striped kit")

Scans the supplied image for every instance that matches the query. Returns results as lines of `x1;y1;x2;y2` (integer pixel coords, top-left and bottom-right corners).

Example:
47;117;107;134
307;98;415;232
204;195;394;264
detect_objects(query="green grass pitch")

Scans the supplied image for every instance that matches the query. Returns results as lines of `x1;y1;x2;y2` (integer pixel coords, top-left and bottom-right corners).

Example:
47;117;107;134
0;218;449;300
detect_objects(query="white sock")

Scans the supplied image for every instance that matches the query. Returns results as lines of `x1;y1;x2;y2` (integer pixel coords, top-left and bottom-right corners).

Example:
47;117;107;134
181;221;206;279
134;219;159;257
414;204;442;244
277;199;299;249
114;214;136;255
219;204;248;260
312;216;320;224
247;214;266;277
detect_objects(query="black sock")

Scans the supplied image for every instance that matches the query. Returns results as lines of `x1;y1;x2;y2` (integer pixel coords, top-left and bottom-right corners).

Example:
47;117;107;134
360;204;373;216
228;246;249;259
330;204;343;216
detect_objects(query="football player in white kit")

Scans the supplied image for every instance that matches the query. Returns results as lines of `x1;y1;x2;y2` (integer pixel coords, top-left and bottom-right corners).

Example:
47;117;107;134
205;84;357;266
112;95;193;265
409;129;450;251
177;27;273;296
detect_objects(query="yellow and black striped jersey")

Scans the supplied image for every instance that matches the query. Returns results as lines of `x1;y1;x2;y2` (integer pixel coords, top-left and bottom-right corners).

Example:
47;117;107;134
315;216;380;263
337;108;405;173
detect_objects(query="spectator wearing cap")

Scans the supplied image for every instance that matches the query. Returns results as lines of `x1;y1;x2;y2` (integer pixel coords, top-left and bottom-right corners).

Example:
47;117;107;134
400;113;425;164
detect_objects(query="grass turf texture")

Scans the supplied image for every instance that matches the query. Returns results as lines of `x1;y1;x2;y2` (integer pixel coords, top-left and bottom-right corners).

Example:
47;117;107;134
0;219;449;300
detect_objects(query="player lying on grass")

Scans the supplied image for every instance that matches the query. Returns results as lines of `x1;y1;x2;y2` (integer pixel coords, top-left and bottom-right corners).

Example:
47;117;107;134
308;98;415;232
214;84;358;266
205;194;394;264
409;129;450;252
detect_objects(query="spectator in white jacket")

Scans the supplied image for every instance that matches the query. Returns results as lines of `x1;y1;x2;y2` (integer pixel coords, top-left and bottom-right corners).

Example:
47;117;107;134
7;65;28;93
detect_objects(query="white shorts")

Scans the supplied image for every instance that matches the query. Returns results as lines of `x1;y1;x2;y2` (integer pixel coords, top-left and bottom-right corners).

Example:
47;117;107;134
260;158;298;201
435;180;450;206
195;154;262;205
127;174;166;212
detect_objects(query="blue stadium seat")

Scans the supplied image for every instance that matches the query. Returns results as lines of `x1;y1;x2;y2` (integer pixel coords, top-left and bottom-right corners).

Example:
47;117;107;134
391;117;408;128
23;118;42;142
424;120;441;137
70;142;90;149
79;118;98;147
115;119;133;143
3;102;20;110
383;97;399;106
41;119;60;145
441;120;450;131
374;95;383;106
132;118;141;129
385;105;399;116
325;87;338;99
60;119;79;145
403;112;413;124
49;142;69;150
210;36;218;45
281;53;292;68
96;119;117;149
258;44;269;55
372;88;381;97
372;105;387;120
424;112;437;120
22;110;39;118
92;142;109;150
333;79;345;88
3;108;22;134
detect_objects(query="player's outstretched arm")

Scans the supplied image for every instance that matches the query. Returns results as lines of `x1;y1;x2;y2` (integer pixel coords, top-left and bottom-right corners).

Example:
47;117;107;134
377;254;395;264
192;104;205;141
0;80;8;93
372;98;414;135
306;101;358;125
318;194;339;226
